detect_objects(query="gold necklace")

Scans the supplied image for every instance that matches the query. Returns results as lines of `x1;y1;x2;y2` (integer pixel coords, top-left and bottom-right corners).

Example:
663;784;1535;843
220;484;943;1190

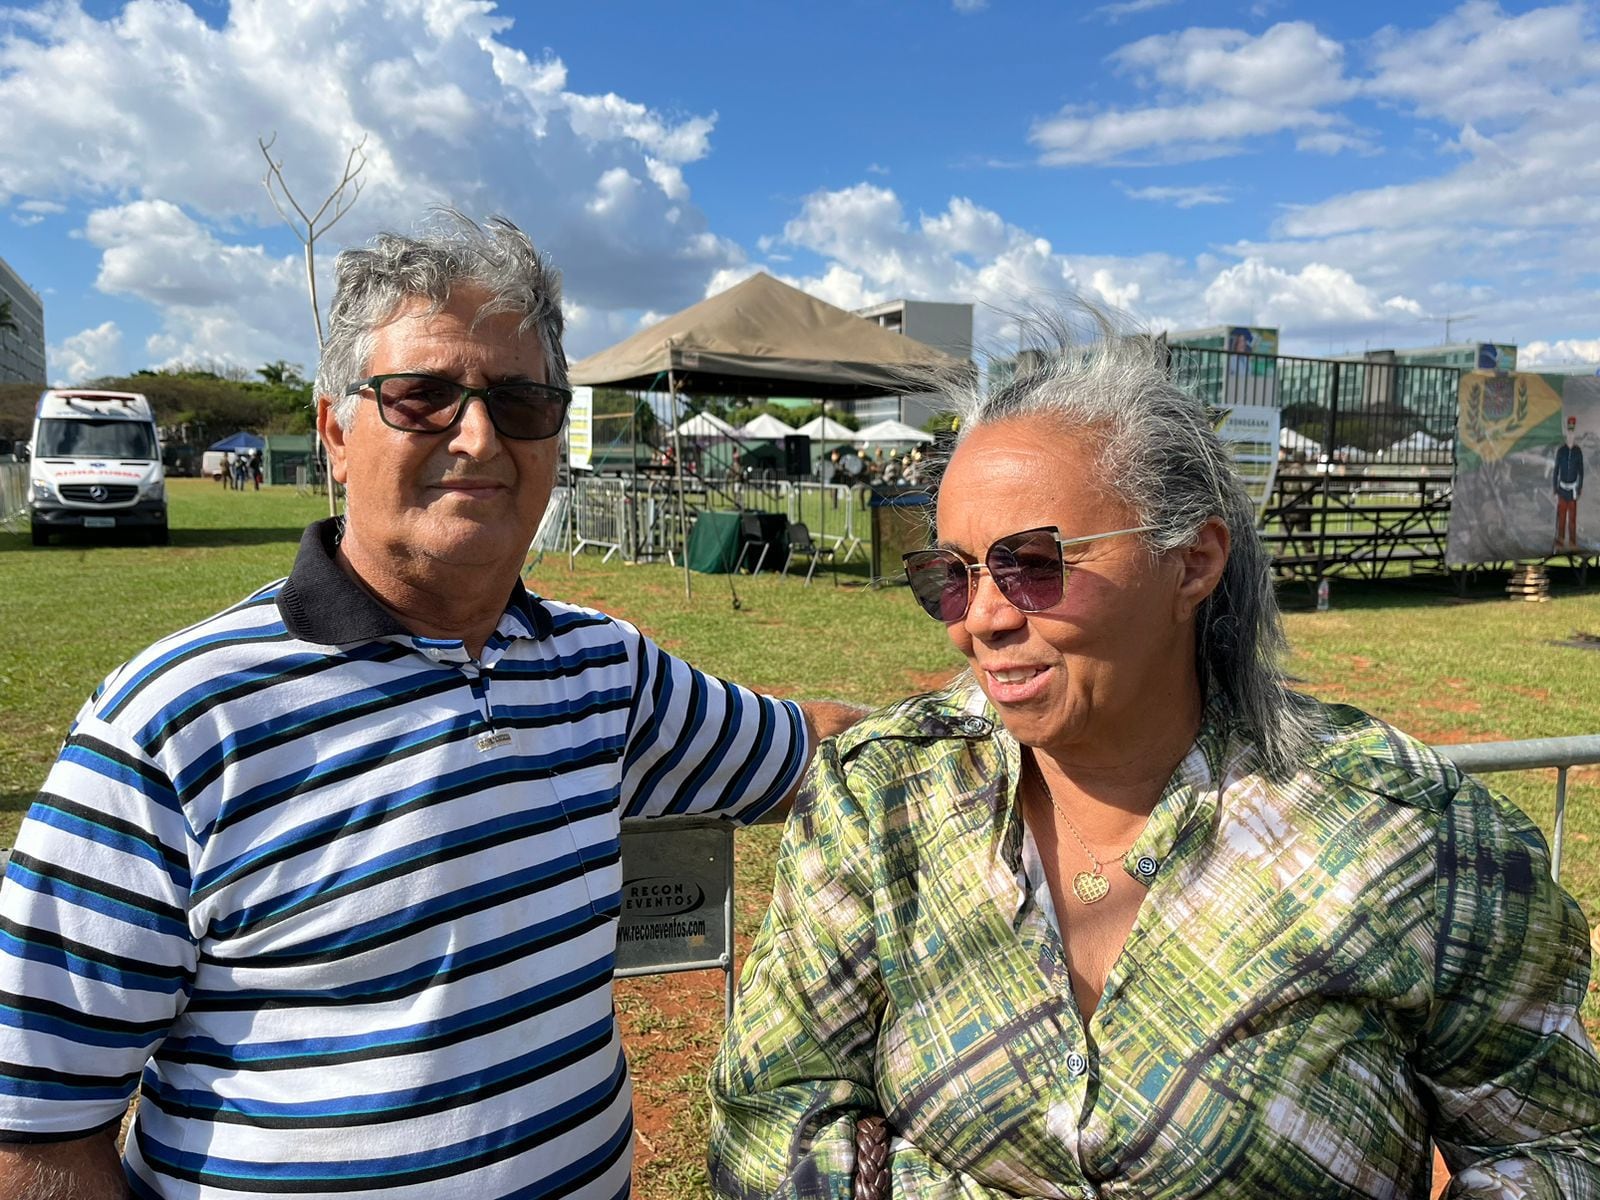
1025;755;1139;905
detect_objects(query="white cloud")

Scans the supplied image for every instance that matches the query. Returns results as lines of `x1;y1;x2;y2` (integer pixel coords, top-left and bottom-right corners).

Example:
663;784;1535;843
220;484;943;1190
86;200;300;309
1119;183;1231;207
1366;2;1600;125
755;180;1458;356
1522;338;1600;366
952;0;989;13
13;198;66;225
1093;0;1183;23
768;185;1194;355
1112;21;1349;106
0;0;739;369
49;321;123;385
1031;21;1355;164
1015;3;1599;358
81;200;313;369
1202;259;1422;338
1295;131;1378;155
562;92;716;164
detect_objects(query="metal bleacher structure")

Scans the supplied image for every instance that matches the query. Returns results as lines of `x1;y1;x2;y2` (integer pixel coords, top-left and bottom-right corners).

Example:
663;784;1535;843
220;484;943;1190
1168;345;1469;588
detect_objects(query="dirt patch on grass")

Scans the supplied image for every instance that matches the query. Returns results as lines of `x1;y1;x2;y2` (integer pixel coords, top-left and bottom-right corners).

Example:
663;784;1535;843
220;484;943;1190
1505;685;1553;701
904;667;962;693
617;973;724;1159
1421;697;1484;715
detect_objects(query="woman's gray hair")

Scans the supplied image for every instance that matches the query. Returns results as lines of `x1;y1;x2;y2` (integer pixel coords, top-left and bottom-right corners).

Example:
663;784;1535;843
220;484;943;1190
928;308;1319;777
316;210;567;428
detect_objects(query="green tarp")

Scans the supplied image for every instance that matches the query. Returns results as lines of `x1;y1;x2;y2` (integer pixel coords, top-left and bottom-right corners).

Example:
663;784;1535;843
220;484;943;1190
687;511;742;574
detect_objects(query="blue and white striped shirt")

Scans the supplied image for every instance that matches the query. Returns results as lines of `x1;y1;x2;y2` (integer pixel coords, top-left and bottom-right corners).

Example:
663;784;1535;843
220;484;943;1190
0;520;808;1198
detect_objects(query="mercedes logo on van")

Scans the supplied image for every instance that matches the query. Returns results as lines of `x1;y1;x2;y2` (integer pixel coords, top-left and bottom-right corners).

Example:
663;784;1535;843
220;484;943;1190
89;486;108;502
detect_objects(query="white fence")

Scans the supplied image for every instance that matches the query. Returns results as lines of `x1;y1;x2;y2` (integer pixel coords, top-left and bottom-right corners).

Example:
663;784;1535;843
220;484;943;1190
0;461;27;534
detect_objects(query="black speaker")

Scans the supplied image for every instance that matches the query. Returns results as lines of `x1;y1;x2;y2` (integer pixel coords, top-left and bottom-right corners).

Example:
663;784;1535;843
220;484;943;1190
782;434;811;478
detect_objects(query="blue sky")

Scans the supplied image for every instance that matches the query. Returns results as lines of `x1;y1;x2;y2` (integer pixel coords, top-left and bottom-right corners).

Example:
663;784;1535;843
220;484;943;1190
3;0;1598;383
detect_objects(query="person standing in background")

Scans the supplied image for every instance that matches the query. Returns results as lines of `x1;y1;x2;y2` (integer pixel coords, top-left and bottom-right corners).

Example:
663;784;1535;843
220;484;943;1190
1555;414;1584;552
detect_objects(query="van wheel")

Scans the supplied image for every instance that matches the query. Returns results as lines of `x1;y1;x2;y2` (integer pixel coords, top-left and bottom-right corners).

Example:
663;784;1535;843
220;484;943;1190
31;523;48;547
149;522;170;546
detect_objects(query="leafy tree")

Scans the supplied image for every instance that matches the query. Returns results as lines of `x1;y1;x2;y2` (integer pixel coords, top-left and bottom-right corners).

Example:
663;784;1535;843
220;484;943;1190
592;388;657;444
258;360;308;389
0;298;17;337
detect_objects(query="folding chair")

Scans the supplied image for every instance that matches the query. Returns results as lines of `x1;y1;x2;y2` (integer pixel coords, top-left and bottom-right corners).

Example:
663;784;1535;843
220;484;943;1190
779;522;837;586
733;512;773;575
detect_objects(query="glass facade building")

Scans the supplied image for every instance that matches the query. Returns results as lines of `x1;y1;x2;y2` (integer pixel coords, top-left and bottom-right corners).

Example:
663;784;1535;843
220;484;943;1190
0;257;45;384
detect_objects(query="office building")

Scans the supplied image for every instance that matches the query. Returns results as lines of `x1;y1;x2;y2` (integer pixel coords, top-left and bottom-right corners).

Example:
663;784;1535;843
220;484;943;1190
0;257;45;384
852;299;974;427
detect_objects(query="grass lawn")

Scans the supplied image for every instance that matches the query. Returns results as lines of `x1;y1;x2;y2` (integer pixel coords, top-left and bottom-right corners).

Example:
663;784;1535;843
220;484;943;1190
3;478;1598;1196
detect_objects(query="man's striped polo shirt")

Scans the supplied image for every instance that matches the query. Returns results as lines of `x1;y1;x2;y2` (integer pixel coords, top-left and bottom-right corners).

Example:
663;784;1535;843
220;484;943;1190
0;518;809;1199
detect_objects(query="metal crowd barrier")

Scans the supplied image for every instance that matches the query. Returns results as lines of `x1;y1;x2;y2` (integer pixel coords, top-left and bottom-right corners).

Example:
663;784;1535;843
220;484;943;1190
557;476;871;568
0;736;1588;1022
615;735;1594;1013
1434;735;1596;884
571;478;626;562
0;461;27;533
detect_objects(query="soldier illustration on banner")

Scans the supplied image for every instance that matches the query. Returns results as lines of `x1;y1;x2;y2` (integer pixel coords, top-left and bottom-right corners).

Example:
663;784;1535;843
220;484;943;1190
1447;370;1600;562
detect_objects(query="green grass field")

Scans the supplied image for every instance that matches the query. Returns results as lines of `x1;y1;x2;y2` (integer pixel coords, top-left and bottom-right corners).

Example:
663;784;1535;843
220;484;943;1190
3;478;1597;1195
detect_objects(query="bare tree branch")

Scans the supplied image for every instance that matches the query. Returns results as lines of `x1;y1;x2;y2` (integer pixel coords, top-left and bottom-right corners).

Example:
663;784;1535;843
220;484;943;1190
256;130;368;518
304;135;368;232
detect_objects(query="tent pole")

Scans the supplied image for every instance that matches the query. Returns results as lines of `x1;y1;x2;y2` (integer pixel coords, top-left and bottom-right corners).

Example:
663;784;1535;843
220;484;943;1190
669;367;692;601
819;398;828;548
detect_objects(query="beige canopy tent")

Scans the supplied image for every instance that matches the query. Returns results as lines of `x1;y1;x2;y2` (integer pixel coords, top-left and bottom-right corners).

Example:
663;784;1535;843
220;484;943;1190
568;272;964;600
569;272;963;398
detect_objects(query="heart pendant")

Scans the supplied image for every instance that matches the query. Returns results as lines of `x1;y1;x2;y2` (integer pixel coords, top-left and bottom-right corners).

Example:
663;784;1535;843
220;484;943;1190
1072;870;1110;905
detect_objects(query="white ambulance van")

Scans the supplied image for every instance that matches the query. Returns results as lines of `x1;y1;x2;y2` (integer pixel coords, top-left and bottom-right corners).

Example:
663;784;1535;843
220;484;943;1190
23;390;168;546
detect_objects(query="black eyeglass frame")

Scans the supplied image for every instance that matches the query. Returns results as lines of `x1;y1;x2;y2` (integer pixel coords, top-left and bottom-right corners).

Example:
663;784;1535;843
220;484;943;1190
901;524;1156;623
343;372;573;441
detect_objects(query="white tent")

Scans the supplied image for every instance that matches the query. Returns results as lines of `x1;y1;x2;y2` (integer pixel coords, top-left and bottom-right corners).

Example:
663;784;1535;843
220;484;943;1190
1279;427;1321;456
795;414;856;440
740;413;797;439
672;411;739;439
1381;430;1448;457
856;418;935;444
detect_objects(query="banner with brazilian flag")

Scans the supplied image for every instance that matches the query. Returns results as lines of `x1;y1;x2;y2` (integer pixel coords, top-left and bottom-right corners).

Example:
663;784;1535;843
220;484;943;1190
1448;370;1600;563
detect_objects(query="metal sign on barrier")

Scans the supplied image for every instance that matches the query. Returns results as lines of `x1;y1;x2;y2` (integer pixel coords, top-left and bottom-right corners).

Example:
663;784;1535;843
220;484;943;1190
614;819;736;1015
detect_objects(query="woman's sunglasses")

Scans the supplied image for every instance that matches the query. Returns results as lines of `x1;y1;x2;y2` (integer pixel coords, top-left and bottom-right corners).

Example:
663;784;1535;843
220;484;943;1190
902;525;1155;623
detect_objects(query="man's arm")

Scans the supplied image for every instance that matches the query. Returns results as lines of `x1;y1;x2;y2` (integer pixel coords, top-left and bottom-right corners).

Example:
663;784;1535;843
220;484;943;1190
780;701;870;813
0;1127;129;1200
797;701;870;748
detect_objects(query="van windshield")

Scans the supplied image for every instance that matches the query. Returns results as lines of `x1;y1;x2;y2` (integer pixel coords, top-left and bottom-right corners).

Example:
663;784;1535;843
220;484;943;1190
36;418;157;460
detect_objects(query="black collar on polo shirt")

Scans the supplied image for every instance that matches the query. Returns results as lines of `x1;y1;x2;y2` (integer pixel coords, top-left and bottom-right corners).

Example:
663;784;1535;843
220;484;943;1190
277;518;550;646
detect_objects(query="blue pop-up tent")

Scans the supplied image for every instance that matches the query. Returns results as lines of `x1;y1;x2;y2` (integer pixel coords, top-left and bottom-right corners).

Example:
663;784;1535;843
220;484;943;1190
209;431;266;452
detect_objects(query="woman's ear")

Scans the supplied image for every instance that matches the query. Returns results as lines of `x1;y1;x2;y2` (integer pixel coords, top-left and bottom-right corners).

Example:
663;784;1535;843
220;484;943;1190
1174;517;1230;621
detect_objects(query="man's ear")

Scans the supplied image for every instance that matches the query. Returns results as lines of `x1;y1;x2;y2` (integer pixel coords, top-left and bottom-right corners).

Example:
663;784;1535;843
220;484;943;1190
316;396;351;486
1174;516;1230;622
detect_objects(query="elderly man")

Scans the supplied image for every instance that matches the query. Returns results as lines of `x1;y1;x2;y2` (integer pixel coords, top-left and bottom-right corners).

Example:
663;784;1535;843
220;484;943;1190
0;214;861;1199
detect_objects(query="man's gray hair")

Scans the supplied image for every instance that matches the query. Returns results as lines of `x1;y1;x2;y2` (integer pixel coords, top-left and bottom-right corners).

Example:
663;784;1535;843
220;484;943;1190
928;311;1319;776
316;210;567;429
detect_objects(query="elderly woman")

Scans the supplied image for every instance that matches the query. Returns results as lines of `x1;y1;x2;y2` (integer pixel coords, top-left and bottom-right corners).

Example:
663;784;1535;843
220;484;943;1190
708;330;1600;1198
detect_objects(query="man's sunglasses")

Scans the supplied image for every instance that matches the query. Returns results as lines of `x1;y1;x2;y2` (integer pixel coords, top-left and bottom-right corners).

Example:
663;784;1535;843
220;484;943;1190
345;373;571;441
902;525;1155;623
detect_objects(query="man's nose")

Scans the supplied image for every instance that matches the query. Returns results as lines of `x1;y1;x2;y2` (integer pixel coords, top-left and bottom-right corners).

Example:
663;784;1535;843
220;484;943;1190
448;394;501;455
